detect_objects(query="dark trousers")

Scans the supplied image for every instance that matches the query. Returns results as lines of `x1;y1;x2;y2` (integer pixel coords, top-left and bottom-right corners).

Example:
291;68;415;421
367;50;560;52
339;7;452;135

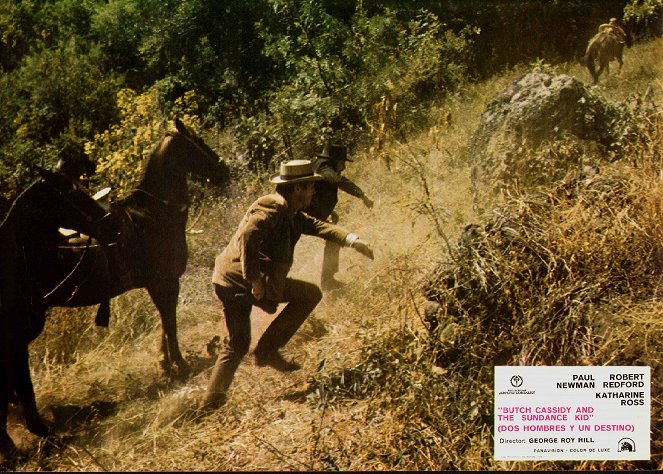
321;240;341;284
205;278;322;402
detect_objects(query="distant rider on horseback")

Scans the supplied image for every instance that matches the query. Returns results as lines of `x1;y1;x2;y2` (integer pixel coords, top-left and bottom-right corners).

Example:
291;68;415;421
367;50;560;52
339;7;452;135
583;17;630;84
598;18;627;44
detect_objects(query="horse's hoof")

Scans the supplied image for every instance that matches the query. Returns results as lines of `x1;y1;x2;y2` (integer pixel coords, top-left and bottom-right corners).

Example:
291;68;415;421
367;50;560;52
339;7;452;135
166;360;191;382
25;416;51;438
159;358;172;374
159;357;190;381
0;431;18;460
176;359;191;378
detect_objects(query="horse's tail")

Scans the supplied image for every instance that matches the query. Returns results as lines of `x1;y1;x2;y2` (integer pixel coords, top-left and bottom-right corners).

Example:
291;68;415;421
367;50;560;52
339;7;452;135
584;31;608;83
583;46;598;83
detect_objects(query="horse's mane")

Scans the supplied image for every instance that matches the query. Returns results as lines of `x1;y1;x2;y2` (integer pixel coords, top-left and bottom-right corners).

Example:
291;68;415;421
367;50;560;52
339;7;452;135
0;179;37;230
115;126;184;217
0;195;10;229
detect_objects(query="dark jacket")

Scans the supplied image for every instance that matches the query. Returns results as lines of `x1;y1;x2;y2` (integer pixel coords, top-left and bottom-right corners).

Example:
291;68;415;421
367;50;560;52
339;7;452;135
307;158;368;220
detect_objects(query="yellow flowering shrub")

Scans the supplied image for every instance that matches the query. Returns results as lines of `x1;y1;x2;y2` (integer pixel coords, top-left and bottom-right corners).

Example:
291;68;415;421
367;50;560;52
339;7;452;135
85;87;201;197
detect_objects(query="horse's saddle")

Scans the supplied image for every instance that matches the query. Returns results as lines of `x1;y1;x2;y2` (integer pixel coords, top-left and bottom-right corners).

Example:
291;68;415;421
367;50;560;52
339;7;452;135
53;191;137;326
58;187;112;245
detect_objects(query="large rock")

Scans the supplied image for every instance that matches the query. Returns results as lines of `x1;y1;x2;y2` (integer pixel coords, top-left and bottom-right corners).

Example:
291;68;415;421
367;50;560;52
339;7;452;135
469;72;633;210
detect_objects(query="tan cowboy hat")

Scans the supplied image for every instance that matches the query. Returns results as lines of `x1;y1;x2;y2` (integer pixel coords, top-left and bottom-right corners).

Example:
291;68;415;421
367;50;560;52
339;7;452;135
316;143;353;162
270;159;323;184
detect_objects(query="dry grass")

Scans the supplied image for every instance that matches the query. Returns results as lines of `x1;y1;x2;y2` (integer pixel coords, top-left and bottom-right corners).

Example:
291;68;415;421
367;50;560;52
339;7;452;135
3;37;662;471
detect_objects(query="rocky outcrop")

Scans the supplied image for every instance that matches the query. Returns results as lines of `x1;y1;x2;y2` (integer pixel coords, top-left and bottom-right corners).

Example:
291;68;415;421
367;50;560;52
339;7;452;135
469;72;633;210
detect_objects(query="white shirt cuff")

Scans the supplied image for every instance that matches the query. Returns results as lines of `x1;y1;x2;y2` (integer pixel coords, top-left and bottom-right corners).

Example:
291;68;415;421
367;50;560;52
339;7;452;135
345;233;359;247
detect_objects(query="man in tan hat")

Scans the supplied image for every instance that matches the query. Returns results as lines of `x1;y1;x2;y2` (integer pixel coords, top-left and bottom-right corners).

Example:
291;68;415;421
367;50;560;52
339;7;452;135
204;159;374;409
307;144;374;291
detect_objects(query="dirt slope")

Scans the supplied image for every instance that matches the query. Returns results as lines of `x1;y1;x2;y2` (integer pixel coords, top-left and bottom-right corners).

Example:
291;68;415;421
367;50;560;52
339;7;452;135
5;137;474;470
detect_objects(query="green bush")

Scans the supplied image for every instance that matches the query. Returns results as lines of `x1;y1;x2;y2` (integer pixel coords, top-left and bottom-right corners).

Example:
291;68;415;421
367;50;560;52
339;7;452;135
240;2;472;167
0;40;121;197
0;0;652;195
625;0;663;37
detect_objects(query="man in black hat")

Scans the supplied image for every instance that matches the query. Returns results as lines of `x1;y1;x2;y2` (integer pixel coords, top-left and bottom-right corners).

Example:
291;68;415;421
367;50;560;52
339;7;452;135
307;144;374;291
204;159;374;409
54;154;97;191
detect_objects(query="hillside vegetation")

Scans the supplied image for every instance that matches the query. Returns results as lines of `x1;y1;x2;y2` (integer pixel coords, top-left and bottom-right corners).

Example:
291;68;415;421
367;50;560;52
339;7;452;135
1;0;660;197
2;34;659;473
1;0;662;471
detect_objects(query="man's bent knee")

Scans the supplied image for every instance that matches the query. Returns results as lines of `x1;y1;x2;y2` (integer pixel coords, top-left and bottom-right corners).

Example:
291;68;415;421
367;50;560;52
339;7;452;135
284;279;323;310
303;283;323;307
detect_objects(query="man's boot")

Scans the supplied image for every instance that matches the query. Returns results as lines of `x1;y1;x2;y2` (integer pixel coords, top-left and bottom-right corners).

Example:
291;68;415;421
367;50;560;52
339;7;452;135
254;349;301;372
320;276;346;291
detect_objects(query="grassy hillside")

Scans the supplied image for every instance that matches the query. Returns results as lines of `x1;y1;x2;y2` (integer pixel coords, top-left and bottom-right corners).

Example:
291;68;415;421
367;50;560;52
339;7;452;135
5;36;662;471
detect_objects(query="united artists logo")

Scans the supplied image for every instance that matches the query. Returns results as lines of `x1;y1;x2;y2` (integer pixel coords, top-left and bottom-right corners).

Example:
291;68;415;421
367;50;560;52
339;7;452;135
498;374;535;395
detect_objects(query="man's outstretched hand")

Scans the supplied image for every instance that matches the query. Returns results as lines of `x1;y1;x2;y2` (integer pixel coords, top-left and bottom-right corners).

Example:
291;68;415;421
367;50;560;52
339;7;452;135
251;278;266;300
353;239;374;260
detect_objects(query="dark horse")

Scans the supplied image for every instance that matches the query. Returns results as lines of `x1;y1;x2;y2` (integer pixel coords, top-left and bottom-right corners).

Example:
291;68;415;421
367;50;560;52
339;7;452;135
583;27;633;84
0;118;229;457
0;168;118;456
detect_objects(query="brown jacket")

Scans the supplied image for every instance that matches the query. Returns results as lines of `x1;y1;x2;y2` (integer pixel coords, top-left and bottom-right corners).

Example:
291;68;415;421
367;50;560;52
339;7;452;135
213;193;349;300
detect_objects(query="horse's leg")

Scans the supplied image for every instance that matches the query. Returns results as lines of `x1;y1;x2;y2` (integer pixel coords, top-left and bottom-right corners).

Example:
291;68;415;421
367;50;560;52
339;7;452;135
146;279;190;378
0;381;18;459
0;322;17;458
617;51;624;73
585;56;598;84
596;61;606;83
14;343;49;437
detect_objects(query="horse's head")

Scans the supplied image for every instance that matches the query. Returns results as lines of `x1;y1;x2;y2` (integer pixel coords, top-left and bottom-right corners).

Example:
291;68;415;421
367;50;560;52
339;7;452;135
169;118;230;187
23;168;115;244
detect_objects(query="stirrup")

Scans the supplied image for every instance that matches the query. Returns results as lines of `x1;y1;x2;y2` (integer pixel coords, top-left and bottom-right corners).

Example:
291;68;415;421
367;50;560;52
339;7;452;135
95;300;111;327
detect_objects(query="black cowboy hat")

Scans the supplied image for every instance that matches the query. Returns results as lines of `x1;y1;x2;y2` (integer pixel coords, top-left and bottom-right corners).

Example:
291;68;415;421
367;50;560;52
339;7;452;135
316;144;353;162
56;154;96;179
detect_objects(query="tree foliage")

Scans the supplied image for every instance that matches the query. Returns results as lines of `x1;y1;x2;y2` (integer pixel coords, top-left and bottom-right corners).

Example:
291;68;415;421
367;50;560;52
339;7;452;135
0;38;120;195
1;0;662;199
625;0;663;37
252;1;471;163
